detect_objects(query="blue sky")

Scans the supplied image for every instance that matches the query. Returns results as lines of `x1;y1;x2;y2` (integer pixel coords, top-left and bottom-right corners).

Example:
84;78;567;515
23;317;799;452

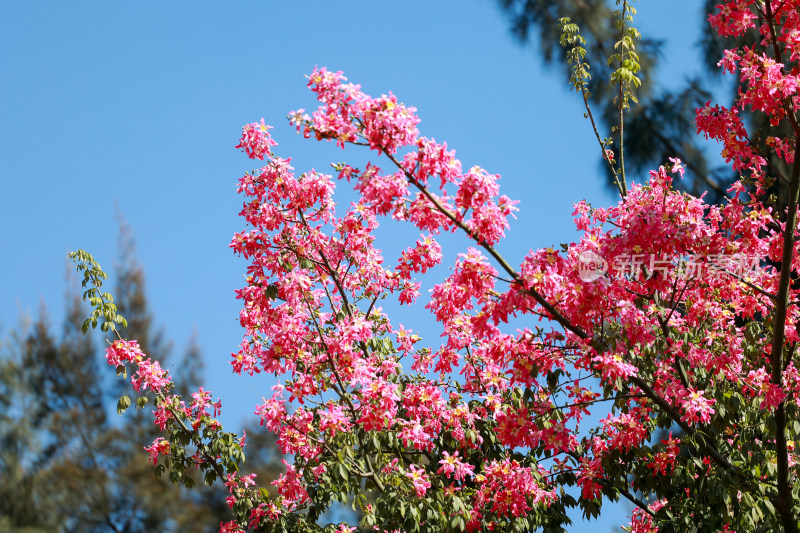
1;1;708;530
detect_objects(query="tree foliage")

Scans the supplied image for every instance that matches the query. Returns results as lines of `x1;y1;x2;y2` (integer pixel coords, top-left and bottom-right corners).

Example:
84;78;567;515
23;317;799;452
71;2;800;532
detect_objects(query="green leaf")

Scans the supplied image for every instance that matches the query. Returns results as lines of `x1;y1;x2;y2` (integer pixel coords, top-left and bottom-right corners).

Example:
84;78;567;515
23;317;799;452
450;514;466;531
335;462;348;482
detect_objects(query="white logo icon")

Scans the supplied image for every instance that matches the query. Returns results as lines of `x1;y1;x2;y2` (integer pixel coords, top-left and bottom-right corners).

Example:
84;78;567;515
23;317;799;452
577;251;608;282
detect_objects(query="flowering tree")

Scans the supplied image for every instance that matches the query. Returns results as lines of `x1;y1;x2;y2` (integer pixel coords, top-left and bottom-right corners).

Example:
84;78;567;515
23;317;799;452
71;1;800;531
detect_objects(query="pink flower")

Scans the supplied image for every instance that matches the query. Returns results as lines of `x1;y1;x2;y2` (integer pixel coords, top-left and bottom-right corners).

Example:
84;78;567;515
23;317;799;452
647;433;680;476
318;404;352;435
681;389;716;425
405;464;431;497
130;358;170;393
272;459;309;508
144;437;170;465
592;352;639;381
105;339;145;366
235;118;277;160
437;451;475;482
152;396;184;431
628;507;659;533
218;521;244;533
358;92;420;154
477;459;556;518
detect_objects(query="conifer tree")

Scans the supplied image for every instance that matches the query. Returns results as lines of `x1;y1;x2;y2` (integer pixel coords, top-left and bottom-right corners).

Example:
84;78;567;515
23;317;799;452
498;0;793;210
0;223;284;532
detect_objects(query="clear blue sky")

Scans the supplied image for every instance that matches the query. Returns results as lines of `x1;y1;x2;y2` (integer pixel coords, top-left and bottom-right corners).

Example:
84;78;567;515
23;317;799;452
1;1;707;530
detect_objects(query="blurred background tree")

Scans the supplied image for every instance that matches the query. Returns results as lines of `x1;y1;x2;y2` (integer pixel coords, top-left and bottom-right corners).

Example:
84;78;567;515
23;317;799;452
498;0;792;210
0;220;283;533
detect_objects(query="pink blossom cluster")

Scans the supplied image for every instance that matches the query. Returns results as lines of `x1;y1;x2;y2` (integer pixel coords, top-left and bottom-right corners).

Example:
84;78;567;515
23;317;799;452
469;459;556;526
105;340;233;475
106;339;170;393
107;2;800;530
226;52;800;525
700;0;800;182
224;35;800;525
144;437;170;465
292;67;419;154
291;68;519;245
235;118;277;160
